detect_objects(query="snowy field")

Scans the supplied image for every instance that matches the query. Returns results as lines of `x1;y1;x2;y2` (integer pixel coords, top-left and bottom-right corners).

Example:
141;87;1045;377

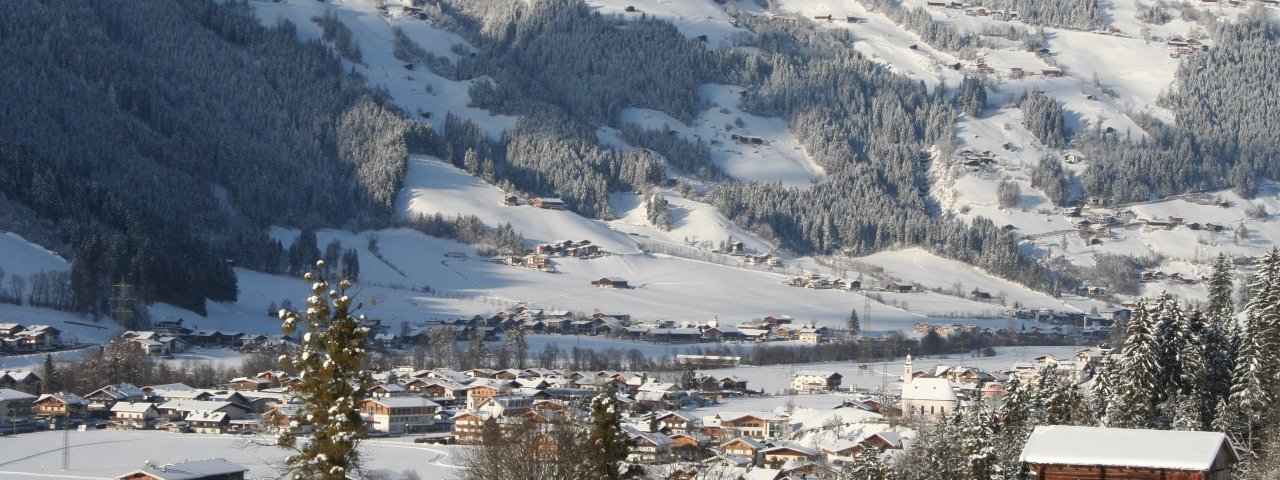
0;430;462;480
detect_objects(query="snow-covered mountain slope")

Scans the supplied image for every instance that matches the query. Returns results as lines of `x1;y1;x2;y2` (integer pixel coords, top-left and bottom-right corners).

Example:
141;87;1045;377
621;84;825;187
3;0;1275;348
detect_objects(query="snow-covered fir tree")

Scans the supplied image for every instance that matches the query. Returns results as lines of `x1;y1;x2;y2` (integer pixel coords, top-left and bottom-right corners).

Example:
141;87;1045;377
276;261;374;479
1104;301;1162;428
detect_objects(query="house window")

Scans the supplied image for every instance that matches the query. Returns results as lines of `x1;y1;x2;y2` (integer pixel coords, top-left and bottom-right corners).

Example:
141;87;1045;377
930;406;935;414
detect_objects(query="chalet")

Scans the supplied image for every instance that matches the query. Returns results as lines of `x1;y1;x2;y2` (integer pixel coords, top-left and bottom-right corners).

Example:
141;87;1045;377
115;458;248;480
821;431;903;464
87;383;149;415
791;371;842;392
227;377;271;392
34;392;88;420
721;437;766;465
670;433;709;461
156;400;250;423
110;402;160;430
762;443;818;468
795;325;828;344
0;388;37;432
624;426;674;463
465;383;502;409
152;318;194;336
717;413;790;440
475;394;533;418
531;198;566;210
361;396;441;434
592;277;630;289
887;282;913;293
501;194;519;206
1020;425;1237;480
655;411;701;435
451;411;491;444
1042;68;1064;77
762;315;793;326
0;369;43;395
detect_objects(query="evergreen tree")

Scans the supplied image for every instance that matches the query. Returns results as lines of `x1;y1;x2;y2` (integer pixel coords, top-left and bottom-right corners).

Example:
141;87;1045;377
848;308;861;335
841;445;890;480
954;76;987;117
959;400;1001;480
1104;301;1161;428
588;389;636;479
1215;310;1272;451
1203;254;1238;418
42;353;57;394
276;260;373;479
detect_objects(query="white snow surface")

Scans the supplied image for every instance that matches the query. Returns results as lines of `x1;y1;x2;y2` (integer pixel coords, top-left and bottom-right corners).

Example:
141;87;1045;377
1020;425;1232;471
620;84;825;187
0;430;462;480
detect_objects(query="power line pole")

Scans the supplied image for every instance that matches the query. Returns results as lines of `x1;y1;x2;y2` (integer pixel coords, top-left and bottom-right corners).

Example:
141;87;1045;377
111;283;134;330
62;422;70;470
863;296;871;336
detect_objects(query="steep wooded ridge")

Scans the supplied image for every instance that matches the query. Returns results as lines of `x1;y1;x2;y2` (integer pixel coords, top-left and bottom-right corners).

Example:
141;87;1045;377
0;0;430;314
1082;11;1280;203
412;0;1059;292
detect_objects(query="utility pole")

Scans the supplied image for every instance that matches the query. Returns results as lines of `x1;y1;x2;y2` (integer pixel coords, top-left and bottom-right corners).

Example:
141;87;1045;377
62;422;70;470
863;296;871;336
111;283;135;330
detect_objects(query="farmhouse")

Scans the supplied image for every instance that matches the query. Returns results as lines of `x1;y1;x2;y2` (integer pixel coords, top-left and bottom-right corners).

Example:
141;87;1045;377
34;392;88;420
592;277;630;288
361;396;441;434
0;388;37;432
531;198;566;210
790;371;842;392
887;282;913;293
1020;425;1237;480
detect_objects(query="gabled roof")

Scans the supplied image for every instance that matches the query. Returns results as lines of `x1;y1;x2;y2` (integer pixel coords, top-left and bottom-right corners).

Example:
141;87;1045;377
115;458;247;480
185;410;228;423
762;442;817;457
721;436;766;450
366;396;440;409
110;401;159;413
0;388;37;402
36;392;88;406
1020;425;1237;471
901;377;958;402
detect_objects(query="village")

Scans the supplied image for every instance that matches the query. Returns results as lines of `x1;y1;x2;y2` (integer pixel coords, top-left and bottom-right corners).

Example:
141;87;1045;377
0;343;1241;480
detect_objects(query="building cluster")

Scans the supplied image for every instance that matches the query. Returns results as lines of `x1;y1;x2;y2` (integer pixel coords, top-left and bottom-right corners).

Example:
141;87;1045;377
501;239;605;273
781;272;863;291
0;323;65;353
117;319;296;356
1005;307;1131;340
368;308;835;352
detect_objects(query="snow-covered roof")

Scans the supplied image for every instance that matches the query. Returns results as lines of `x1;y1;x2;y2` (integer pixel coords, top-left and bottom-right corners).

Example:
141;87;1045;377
793;370;838;378
118;458;247;480
1020;425;1235;471
0;388;36;402
367;396;440;409
37;392;87;405
901;377;958;402
110;402;158;413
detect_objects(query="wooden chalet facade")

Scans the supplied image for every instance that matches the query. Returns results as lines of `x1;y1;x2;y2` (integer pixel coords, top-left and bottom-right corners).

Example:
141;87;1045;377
1020;426;1237;480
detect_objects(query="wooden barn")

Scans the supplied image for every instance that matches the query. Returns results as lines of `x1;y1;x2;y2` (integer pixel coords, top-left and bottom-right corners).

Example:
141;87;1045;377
1020;425;1238;480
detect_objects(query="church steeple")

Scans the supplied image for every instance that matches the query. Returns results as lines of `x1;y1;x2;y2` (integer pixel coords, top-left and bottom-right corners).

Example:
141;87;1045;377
904;354;913;384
